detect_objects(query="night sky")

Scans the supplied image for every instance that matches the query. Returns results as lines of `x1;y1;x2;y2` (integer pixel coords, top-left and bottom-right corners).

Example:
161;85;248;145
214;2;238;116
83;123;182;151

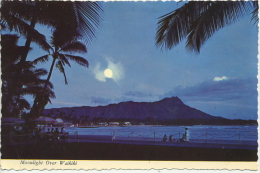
18;1;258;120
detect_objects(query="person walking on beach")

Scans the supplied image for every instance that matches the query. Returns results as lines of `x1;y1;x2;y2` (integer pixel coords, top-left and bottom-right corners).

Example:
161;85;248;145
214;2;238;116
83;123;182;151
112;131;116;141
179;128;189;142
184;128;189;142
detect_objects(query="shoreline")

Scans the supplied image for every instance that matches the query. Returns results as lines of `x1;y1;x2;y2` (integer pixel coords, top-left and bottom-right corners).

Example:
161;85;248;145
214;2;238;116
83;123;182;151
67;134;258;150
3;133;257;150
74;124;258;127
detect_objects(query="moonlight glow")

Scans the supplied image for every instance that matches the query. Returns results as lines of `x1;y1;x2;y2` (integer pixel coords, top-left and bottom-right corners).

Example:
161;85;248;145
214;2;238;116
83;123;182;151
104;69;113;78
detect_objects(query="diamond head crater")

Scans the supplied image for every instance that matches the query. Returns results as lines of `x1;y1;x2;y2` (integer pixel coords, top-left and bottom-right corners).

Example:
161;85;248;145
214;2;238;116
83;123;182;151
43;97;256;126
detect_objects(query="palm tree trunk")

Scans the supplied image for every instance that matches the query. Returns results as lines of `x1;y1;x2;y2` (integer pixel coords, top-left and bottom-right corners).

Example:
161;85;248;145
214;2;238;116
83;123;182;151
15;16;37;118
30;57;57;118
20;17;36;64
44;56;57;89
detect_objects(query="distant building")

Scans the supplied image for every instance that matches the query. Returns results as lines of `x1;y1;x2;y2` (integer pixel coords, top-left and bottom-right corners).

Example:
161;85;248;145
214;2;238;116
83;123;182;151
121;122;131;126
109;122;120;126
98;122;108;126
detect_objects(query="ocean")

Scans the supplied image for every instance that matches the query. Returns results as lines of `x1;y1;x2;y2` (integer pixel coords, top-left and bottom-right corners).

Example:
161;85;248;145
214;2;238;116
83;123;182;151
65;125;258;144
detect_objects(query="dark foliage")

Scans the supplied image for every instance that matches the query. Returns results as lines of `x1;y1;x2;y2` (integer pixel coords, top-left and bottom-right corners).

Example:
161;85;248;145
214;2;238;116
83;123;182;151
156;1;258;53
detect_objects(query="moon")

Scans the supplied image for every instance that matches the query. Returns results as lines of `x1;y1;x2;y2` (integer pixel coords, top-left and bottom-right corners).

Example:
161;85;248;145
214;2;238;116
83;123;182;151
104;69;113;78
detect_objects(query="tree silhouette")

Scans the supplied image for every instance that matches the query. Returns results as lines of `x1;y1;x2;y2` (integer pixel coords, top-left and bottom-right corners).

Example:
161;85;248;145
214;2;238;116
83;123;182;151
1;1;102;119
156;1;258;53
30;28;88;117
1;34;55;118
1;1;102;63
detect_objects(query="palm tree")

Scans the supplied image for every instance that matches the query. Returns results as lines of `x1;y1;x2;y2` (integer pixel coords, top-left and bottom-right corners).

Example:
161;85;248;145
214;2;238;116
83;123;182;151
156;1;258;53
1;0;102;63
1;1;102;118
1;34;55;118
1;1;52;56
30;29;88;117
2;62;55;118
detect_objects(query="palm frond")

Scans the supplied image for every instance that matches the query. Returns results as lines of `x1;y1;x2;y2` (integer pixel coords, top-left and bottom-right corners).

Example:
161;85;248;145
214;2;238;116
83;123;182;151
156;1;258;52
60;41;87;54
186;1;256;52
59;54;71;67
1;34;27;67
64;54;89;67
1;34;19;45
31;55;50;65
74;1;103;43
251;4;258;25
1;1;36;21
35;1;102;44
156;1;210;50
56;60;68;84
50;26;80;48
31;89;56;101
45;81;54;90
31;68;48;77
17;98;31;110
1;12;51;51
45;90;56;100
19;75;42;86
20;87;39;97
20;61;36;69
29;80;54;90
21;85;55;98
1;20;7;30
35;2;76;27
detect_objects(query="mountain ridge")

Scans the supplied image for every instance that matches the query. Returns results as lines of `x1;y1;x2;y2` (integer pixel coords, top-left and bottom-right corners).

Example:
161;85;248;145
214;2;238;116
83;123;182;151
43;96;256;125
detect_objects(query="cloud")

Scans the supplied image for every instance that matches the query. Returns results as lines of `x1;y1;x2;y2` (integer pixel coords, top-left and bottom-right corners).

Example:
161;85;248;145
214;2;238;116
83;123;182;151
93;63;106;82
93;58;124;82
91;96;111;105
213;76;228;81
107;58;124;82
185;100;257;120
160;77;257;102
159;77;258;120
191;100;257;109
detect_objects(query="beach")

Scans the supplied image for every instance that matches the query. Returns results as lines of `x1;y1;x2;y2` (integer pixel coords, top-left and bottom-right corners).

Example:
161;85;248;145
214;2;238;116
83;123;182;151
1;134;257;161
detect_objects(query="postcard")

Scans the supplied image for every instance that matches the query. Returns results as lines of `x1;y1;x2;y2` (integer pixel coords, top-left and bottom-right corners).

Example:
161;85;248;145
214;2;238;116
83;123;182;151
1;0;258;171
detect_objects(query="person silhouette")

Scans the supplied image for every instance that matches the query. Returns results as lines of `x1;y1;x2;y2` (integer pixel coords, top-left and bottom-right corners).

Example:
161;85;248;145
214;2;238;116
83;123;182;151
179;128;189;142
163;134;167;141
169;135;174;142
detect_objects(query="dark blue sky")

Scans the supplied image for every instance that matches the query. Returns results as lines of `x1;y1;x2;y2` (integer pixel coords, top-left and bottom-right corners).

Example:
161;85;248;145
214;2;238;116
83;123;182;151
20;1;258;120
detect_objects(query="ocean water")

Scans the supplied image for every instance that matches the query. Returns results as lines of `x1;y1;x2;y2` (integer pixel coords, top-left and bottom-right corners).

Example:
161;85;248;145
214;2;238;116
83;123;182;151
66;125;258;143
